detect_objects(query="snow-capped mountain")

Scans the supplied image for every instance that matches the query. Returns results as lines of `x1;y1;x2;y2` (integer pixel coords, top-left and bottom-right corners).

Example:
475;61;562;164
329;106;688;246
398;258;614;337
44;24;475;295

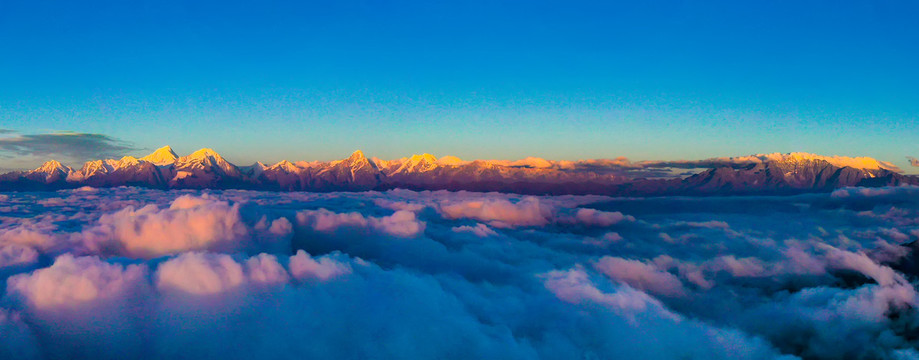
28;160;73;183
169;148;245;188
139;145;179;165
257;150;382;191
66;156;165;187
0;147;915;195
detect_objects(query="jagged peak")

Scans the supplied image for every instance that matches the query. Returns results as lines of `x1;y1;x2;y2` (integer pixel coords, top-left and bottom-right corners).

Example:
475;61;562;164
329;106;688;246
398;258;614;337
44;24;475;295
82;159;105;167
331;150;380;173
755;152;901;172
409;153;437;163
370;157;389;168
243;161;268;177
392;153;440;173
187;148;222;159
141;145;179;165
33;160;71;174
166;147;242;178
118;155;139;165
347;150;367;162
270;160;300;172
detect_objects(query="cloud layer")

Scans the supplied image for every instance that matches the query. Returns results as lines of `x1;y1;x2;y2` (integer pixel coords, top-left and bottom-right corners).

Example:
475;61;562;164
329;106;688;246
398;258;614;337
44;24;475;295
2;186;919;359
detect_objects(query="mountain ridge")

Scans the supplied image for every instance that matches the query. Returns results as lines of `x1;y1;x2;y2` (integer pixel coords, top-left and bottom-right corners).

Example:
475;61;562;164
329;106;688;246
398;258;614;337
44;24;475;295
1;147;916;195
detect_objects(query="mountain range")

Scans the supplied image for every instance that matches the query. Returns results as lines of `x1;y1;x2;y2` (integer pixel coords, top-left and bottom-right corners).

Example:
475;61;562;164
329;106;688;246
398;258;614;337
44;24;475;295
1;146;916;195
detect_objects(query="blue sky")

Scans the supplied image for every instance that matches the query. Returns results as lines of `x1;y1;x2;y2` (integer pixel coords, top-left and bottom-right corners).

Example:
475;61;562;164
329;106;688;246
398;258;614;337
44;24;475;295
0;0;917;170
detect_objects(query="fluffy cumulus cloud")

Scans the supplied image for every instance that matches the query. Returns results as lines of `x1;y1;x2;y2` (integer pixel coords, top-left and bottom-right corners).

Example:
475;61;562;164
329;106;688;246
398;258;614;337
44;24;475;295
77;194;291;258
7;255;147;309
593;256;687;297
296;208;425;237
438;196;552;228
0;243;39;268
6;186;919;358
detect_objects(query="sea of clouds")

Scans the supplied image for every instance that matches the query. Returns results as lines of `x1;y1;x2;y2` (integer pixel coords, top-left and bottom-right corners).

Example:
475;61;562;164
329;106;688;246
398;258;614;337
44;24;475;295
2;186;919;359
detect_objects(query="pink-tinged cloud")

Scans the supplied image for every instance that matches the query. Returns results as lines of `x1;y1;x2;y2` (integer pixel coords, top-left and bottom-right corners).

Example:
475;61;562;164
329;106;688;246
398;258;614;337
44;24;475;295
296;209;425;237
155;252;246;295
79;194;250;258
451;223;498;237
541;267;672;318
594;257;687;297
3;186;919;359
0;244;38;268
438;197;551;228
245;253;290;286
6;254;148;309
289;250;352;282
572;208;634;227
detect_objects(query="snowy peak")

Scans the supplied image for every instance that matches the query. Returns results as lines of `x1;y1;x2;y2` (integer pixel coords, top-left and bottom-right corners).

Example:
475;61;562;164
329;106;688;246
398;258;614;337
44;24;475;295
661;152;904;175
79;159;112;173
28;160;73;183
174;148;242;178
412;153;437;163
177;148;228;166
32;160;71;175
340;150;378;171
270;160;301;173
118;156;140;167
186;148;222;160
396;153;439;173
3;148;916;195
141;146;179;165
756;152;901;173
346;150;367;163
240;162;268;178
436;155;465;166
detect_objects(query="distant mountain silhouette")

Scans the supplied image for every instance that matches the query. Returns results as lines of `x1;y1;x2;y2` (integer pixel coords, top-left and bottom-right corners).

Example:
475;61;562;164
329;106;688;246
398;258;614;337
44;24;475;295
1;148;916;195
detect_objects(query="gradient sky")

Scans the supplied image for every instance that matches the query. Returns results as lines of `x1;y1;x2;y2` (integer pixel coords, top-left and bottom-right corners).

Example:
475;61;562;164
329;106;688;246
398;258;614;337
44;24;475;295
1;0;917;171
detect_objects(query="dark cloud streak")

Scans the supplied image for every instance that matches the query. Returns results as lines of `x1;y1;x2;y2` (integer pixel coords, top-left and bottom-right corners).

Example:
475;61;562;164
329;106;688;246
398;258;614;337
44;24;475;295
0;131;136;163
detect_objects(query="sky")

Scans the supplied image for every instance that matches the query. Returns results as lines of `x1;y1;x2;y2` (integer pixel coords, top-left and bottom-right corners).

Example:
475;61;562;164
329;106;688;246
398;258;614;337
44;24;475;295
0;0;918;170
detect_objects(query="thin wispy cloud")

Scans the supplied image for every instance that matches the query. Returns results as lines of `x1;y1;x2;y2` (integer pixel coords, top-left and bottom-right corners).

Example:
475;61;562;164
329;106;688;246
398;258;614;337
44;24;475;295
907;156;919;167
